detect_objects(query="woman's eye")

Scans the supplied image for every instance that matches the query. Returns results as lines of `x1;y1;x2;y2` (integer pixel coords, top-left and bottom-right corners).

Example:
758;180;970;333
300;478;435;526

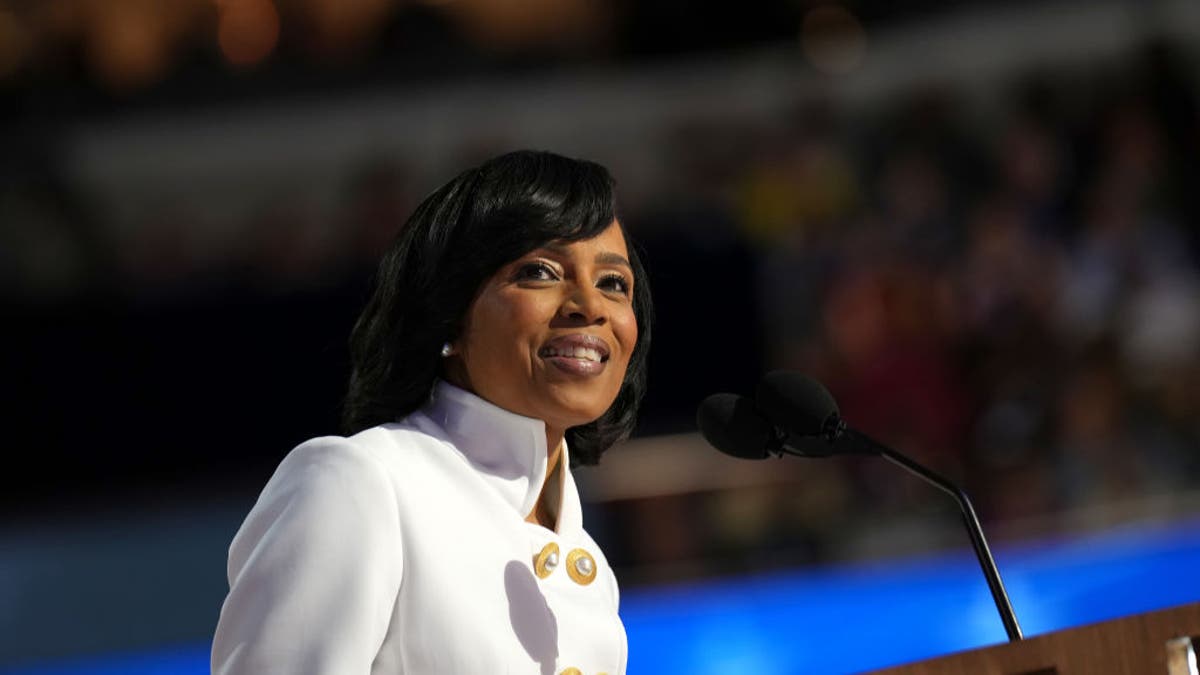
515;262;559;282
598;273;631;295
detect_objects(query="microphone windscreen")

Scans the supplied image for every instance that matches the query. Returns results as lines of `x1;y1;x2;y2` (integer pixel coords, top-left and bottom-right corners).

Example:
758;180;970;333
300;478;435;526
696;393;775;460
756;371;839;436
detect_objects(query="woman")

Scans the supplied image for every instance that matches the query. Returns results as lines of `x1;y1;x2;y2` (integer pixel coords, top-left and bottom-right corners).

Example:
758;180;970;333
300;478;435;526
212;150;652;674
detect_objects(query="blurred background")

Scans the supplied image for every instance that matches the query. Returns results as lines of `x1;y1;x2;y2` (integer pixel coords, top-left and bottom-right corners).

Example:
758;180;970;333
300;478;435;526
2;0;1199;672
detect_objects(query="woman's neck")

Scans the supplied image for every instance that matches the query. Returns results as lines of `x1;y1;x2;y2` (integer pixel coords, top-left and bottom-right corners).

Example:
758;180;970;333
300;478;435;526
526;430;565;530
545;427;563;476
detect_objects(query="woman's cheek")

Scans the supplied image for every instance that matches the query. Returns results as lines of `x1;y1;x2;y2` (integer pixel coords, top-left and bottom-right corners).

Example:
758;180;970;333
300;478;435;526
617;306;638;358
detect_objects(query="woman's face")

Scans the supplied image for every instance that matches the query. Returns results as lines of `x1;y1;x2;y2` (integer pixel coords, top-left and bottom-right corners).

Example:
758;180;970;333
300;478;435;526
446;220;638;435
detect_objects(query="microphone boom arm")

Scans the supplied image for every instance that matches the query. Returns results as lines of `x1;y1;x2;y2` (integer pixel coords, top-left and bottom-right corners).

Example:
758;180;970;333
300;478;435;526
836;426;1024;642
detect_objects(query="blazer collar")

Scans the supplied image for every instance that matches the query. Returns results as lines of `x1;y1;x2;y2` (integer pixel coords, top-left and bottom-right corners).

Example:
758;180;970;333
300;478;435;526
422;380;582;534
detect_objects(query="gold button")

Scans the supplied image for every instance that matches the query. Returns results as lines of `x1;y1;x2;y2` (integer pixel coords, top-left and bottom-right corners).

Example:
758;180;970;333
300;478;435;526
559;669;582;675
565;548;597;585
533;542;560;579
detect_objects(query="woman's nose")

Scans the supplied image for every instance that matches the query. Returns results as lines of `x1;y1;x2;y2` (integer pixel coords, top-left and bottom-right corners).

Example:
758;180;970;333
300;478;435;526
559;284;606;325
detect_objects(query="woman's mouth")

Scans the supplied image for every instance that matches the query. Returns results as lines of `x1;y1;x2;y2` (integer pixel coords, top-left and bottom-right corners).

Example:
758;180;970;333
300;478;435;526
538;335;610;376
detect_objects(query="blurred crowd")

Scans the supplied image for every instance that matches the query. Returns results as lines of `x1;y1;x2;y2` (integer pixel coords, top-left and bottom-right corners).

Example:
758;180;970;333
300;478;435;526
608;43;1200;576
749;49;1200;527
4;41;1198;575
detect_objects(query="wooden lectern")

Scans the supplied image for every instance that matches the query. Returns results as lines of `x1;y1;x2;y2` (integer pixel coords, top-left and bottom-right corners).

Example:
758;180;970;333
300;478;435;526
868;601;1200;675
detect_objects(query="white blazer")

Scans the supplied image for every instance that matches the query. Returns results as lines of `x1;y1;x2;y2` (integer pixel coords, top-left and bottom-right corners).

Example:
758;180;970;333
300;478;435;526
212;381;627;674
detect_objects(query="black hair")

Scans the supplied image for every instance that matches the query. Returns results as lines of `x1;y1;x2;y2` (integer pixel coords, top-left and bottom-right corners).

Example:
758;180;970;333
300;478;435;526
343;150;652;465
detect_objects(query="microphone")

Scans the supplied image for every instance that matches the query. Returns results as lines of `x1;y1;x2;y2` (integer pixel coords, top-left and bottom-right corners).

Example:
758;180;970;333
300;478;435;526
755;371;840;439
696;376;875;460
696;392;844;459
698;371;1024;643
695;393;782;460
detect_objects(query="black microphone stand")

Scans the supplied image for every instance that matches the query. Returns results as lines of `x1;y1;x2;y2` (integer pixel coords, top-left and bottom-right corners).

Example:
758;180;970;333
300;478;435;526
828;422;1024;642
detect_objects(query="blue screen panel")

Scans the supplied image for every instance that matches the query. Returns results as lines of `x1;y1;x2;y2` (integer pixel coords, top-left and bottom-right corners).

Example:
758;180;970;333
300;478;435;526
622;518;1200;673
1;644;210;675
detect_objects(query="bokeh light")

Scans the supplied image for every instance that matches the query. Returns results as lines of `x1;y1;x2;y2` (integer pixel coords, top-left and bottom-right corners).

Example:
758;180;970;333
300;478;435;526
298;0;395;56
443;0;610;51
801;4;867;75
216;0;279;67
87;0;174;89
0;7;28;79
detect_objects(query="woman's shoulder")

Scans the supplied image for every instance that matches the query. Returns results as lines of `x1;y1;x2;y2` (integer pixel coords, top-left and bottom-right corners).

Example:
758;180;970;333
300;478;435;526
275;412;453;485
340;411;444;450
254;434;395;514
336;411;453;462
231;418;455;553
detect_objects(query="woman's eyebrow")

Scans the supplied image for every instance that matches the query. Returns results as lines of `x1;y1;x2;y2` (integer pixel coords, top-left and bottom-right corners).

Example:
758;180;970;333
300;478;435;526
540;244;631;270
595;252;632;270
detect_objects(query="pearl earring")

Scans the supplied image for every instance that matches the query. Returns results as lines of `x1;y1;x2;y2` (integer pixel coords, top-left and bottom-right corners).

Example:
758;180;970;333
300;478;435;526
440;342;453;357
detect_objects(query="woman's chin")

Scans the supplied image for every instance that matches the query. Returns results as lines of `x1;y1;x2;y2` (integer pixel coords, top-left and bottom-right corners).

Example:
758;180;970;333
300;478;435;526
537;388;615;430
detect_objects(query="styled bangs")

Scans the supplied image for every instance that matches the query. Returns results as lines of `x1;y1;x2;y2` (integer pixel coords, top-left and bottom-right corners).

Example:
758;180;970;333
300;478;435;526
456;151;617;273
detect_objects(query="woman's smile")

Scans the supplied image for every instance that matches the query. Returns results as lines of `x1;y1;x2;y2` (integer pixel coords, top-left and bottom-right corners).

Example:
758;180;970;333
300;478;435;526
538;334;611;376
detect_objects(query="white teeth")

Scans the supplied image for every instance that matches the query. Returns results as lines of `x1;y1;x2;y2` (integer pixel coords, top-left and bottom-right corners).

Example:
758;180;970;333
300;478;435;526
544;346;602;362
